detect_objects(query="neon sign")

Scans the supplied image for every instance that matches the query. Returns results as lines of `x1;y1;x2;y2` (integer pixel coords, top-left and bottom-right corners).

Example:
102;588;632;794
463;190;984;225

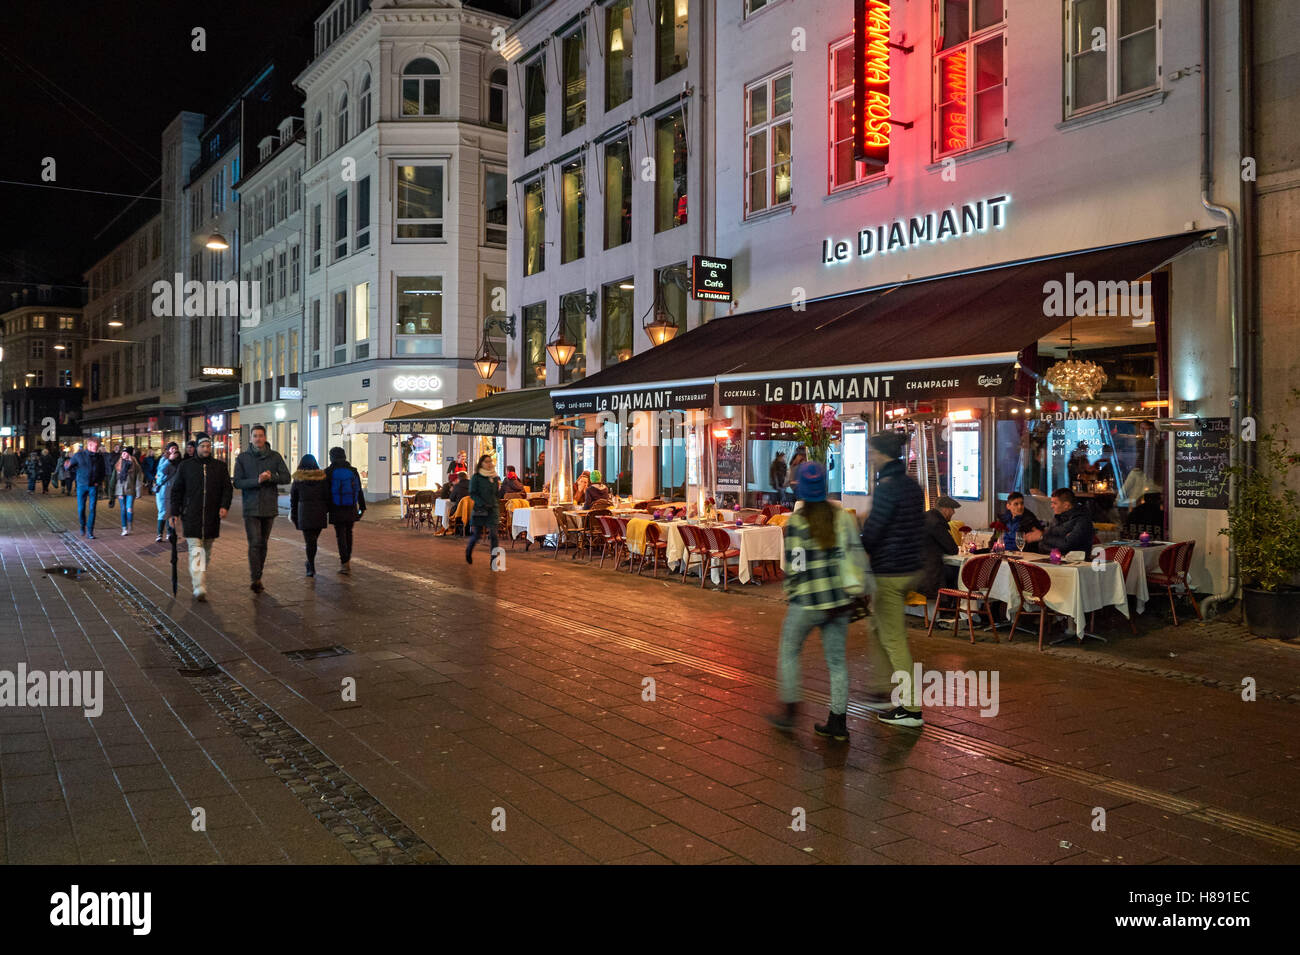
942;50;969;153
853;0;892;167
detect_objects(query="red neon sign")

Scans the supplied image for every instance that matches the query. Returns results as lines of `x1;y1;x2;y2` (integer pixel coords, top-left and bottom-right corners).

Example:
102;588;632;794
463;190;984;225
942;50;968;153
853;0;892;167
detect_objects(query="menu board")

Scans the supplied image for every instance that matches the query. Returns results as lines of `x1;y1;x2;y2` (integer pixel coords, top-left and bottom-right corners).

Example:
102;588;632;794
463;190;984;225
715;429;743;491
1173;417;1230;509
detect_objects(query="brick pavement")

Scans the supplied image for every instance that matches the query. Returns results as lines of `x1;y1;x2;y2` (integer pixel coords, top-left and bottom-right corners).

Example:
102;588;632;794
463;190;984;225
2;487;1298;865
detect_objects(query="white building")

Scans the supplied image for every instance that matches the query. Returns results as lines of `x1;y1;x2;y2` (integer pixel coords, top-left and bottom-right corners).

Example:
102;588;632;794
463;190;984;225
295;0;515;499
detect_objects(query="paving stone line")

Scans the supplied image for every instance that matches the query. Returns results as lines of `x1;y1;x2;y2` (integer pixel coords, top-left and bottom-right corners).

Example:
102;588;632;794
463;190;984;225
32;502;445;865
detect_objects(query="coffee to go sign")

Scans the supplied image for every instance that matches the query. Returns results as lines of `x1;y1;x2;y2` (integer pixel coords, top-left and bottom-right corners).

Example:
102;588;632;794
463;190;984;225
854;0;892;167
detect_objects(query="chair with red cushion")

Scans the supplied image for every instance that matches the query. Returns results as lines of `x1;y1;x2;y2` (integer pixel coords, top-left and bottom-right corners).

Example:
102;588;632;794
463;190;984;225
701;527;742;591
754;513;770;526
1090;545;1137;634
1146;540;1201;625
597;516;629;569
1006;560;1069;651
636;522;669;577
677;525;708;583
928;554;1003;643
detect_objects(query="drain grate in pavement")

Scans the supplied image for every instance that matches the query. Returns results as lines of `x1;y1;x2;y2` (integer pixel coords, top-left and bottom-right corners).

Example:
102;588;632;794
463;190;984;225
43;565;84;578
284;645;353;662
31;500;444;865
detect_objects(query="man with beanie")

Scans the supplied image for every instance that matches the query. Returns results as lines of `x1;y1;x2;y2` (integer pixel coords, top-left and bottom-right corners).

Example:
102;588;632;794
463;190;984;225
68;436;107;539
232;423;291;593
168;433;233;601
859;430;925;727
324;446;365;574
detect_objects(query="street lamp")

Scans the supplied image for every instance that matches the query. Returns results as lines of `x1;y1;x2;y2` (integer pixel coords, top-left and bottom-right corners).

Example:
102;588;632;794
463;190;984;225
205;232;230;250
643;266;686;347
473;313;516;381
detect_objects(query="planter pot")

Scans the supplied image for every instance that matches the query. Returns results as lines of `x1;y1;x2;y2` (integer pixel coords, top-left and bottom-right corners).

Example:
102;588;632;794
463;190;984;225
1243;586;1300;640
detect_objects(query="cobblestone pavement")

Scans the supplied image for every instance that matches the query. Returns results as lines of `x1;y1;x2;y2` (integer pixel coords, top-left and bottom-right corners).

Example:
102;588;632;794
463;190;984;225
2;489;1298;865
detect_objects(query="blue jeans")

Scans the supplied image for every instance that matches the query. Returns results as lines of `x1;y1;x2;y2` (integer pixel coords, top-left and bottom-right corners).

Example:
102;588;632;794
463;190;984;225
777;603;851;715
120;494;134;528
76;486;99;534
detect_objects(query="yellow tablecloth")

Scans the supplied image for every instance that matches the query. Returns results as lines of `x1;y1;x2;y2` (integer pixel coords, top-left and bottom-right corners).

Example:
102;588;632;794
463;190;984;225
767;513;790;527
506;498;530;513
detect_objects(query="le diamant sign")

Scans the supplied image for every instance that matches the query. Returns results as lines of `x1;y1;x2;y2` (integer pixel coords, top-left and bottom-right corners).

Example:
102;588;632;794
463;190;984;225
822;195;1010;266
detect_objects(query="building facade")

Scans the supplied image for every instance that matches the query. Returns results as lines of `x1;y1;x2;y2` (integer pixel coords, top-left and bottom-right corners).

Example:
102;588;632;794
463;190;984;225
295;0;514;498
0;287;85;453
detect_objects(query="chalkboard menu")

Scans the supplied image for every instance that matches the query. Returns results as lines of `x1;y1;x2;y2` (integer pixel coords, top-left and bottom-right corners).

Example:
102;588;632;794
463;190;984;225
1174;417;1230;509
715;429;743;492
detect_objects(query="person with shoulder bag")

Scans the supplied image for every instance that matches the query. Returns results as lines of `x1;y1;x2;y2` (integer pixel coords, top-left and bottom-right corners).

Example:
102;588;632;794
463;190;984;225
324;447;365;574
768;462;867;743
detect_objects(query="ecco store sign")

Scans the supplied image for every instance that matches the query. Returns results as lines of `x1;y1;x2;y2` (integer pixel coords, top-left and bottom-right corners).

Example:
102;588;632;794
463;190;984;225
821;195;1010;266
392;375;442;393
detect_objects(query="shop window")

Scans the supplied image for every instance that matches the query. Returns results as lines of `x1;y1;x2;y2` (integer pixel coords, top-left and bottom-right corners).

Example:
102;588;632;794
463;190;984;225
562;27;587;134
523;177;546;275
1065;0;1160;117
395;162;445;240
604;137;632;249
655;0;688;83
602;279;634;366
524;57;546;154
654;110;688;232
745;70;792;217
350;400;369;488
829;35;888;191
523;302;547;384
395;276;443;355
605;0;634;111
561;159;585;263
934;0;1006;159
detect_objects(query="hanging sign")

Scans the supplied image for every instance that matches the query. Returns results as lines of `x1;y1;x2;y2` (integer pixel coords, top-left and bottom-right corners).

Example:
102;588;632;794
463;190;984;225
853;0;893;167
691;256;733;302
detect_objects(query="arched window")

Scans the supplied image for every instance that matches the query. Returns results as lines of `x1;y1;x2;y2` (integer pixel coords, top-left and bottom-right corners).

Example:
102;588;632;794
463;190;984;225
358;73;372;129
336;89;349;147
312;111;323;162
402;57;441;116
488;68;507;127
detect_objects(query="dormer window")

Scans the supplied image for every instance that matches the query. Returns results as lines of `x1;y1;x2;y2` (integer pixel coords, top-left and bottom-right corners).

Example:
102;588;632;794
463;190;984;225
402;58;441;116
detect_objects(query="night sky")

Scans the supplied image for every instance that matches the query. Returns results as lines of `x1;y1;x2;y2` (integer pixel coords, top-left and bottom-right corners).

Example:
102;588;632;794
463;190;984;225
0;0;324;295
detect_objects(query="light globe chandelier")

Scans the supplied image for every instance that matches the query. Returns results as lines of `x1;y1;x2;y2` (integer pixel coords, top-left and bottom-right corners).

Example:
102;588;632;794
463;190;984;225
1044;317;1106;402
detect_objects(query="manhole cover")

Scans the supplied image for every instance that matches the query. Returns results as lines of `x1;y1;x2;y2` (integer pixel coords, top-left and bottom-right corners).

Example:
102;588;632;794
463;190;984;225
283;645;353;662
43;565;84;578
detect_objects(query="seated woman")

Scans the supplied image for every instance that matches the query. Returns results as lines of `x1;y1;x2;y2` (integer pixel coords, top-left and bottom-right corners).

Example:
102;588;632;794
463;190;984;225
584;470;612;508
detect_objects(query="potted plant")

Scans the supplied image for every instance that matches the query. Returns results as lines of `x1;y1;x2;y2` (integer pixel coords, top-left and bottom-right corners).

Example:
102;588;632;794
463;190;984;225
1219;422;1300;639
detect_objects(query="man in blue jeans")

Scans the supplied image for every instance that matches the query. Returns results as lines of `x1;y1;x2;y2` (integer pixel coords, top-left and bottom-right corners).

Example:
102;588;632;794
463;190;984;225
68;436;107;539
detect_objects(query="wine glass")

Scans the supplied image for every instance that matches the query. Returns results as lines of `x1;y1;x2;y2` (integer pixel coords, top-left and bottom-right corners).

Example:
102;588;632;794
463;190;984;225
1014;532;1025;553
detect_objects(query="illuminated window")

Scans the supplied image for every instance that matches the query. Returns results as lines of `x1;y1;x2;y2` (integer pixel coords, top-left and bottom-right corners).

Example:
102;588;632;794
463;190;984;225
523;303;547;384
394;162;445;240
524;57;546;154
402;58;441;116
395;276;443;356
1065;0;1160;117
484;167;507;246
655;0;688;83
934;0;1006;159
745;71;792;216
561;27;586;134
828;35;888;191
561;159;585;264
523;177;545;276
654;110;688;232
604;138;632;249
605;0;633;111
602;279;634;366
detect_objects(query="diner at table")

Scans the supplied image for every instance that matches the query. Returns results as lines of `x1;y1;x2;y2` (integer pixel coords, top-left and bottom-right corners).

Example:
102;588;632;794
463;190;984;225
1023;487;1094;555
997;491;1044;550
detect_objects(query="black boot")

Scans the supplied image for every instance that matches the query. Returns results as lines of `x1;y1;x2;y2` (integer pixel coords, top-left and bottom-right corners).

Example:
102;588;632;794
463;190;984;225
766;702;797;732
814;710;850;742
305;561;315;577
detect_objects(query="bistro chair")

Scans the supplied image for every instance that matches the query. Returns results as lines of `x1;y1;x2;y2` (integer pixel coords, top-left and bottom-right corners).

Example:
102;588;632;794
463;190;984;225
928;554;1003;644
528;494;549;507
1006;560;1068;651
503;491;527;502
736;508;762;524
905;590;932;628
577;508;610;561
754;513;770;526
596;516;630;569
450;496;474;536
549;506;576;557
1146;540;1201;625
767;513;790;528
636;522;669;577
700;528;742;591
412;490;435;529
1089;545;1137;634
676;525;704;583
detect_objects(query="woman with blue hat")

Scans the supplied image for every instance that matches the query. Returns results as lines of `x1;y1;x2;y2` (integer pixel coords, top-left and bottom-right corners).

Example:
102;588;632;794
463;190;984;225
769;460;869;743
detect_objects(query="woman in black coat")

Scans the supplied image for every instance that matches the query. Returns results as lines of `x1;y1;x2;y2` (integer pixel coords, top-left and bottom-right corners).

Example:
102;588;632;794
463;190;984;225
290;454;330;577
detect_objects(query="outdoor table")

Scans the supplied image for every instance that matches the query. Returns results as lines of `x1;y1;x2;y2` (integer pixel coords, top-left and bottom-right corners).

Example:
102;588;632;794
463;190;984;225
664;521;784;585
511;507;558;543
981;553;1130;636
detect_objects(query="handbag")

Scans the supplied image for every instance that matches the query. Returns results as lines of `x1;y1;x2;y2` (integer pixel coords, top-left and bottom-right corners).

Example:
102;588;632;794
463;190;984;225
837;508;874;599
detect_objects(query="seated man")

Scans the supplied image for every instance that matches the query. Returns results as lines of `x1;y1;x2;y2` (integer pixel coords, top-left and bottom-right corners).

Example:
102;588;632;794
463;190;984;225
1024;487;1094;555
920;495;961;601
999;491;1044;550
448;470;470;507
499;465;526;498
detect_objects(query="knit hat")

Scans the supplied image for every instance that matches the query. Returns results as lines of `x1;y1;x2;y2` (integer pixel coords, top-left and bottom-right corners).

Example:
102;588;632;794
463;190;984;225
329;446;346;463
796;461;828;502
590;469;603;483
868;430;906;459
194;433;212;447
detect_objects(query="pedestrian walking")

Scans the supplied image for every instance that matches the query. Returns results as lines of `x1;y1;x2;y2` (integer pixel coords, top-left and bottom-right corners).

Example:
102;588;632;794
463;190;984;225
464;454;500;565
784;445;808;504
290;454;329;577
68;437;107;538
24;453;39;492
324;447;365;575
232;423;291;594
1;448;18;489
768;462;869;742
58;447;74;495
141;450;158;495
859;431;925;727
38;448;55;493
152;443;180;541
168;434;233;601
109;446;145;536
183;440;197;460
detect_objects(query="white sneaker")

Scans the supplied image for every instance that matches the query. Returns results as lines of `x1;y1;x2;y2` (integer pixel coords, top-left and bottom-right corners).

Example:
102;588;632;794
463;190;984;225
121;529;129;536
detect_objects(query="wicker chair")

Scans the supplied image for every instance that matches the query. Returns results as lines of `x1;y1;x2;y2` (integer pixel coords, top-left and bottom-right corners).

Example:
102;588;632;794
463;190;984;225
928;554;1003;643
1146;540;1201;625
636;522;669;577
1090;545;1137;633
1006;560;1068;651
596;516;630;569
700;527;742;591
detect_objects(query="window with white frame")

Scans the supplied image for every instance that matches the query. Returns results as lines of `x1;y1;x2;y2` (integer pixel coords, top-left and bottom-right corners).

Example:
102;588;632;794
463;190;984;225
402;58;441;116
394;162;446;240
354;282;370;360
312;111;323;162
488;68;507;127
310;204;322;270
934;0;1006;158
333;291;347;364
524;57;546;154
290;168;302;213
278;252;288;303
336;89;349;147
745;71;792;216
484;166;507;246
358;73;372;129
395;276;443;355
829;35;887;191
334;190;349;260
310;298;322;369
746;0;776;14
1065;0;1160;117
290;245;301;293
278;175;289;221
265;256;275;303
356;176;371;250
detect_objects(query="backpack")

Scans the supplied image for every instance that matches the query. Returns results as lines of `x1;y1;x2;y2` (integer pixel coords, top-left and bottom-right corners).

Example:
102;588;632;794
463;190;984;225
330;467;357;508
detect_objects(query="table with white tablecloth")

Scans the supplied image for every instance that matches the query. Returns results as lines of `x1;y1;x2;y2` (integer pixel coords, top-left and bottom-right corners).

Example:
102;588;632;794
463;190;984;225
664;522;784;585
983;555;1131;635
511;506;559;542
434;498;450;527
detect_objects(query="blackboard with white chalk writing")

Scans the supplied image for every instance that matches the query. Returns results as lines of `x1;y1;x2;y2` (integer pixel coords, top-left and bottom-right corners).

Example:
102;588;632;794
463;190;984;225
1174;417;1230;509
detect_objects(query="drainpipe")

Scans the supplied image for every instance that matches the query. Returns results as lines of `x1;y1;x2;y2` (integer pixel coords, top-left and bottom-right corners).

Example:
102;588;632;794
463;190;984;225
1198;0;1246;617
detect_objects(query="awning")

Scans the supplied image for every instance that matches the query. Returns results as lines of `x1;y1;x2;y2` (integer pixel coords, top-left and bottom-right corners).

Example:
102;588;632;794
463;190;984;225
383;386;554;438
343;400;433;435
550;232;1207;412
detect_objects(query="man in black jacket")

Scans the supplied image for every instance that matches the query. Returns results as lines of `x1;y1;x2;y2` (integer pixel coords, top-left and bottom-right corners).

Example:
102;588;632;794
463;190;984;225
324;446;365;574
920;495;961;599
1025;487;1095;555
168;434;233;601
232;424;292;593
859;430;925;728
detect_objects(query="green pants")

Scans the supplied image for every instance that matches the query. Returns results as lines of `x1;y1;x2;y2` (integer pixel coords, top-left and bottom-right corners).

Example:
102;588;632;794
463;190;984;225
867;573;921;710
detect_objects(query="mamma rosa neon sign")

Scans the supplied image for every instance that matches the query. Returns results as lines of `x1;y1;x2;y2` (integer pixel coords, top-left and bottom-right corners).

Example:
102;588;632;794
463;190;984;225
853;0;893;167
821;194;1009;266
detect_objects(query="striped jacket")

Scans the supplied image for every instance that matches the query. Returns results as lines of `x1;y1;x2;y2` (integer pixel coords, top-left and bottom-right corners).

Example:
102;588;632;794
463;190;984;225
782;504;868;612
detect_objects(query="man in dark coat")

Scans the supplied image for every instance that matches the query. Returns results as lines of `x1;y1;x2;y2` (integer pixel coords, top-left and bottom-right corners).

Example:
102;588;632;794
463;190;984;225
1025;487;1095;555
68;437;107;538
859;430;925;728
290;453;330;577
769;452;787;505
324;446;365;574
38;448;55;493
998;491;1044;550
920;495;961;598
231;423;291;593
168;433;233;601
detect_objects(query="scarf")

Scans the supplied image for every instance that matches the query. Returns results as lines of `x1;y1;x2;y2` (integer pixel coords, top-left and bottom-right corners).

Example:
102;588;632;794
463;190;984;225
478;464;498;480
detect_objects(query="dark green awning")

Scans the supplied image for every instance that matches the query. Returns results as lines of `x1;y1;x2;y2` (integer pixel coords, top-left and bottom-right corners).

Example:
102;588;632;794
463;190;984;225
383;387;554;438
